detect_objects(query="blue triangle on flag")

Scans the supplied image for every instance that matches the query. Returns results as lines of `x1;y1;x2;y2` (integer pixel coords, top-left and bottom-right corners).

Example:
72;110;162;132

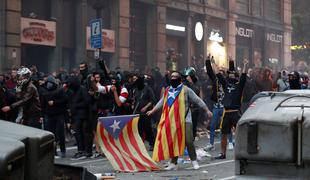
99;115;138;139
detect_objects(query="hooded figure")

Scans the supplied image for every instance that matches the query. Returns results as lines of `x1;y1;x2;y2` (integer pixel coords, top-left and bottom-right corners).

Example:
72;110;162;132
46;75;58;91
288;71;301;90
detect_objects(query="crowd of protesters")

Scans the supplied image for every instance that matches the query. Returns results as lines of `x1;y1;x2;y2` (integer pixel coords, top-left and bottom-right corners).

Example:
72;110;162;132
0;57;309;161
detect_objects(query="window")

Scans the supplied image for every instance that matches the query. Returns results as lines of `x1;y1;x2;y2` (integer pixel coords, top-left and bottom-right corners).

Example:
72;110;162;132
265;0;281;21
236;0;250;15
207;0;224;8
252;0;262;17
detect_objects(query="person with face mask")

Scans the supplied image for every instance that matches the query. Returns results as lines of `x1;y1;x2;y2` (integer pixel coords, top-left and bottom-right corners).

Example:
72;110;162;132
182;67;203;138
1;67;42;129
210;58;248;160
130;74;156;151
66;75;91;160
42;75;69;158
79;61;89;84
92;72;129;116
146;71;213;170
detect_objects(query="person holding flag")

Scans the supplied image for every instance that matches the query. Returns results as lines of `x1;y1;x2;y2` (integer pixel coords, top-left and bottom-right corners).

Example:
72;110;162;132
147;71;212;170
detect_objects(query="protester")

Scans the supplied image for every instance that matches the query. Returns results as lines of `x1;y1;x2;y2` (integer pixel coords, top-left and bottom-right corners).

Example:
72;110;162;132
131;74;156;151
42;75;69;158
211;59;248;159
66;75;91;160
146;71;212;170
1;67;42;128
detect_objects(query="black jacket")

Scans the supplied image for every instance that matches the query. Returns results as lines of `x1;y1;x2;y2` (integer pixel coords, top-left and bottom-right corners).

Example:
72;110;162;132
67;76;91;121
42;86;69;116
217;73;246;110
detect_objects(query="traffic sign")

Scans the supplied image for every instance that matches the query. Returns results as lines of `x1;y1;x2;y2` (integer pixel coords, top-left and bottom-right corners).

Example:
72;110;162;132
90;18;102;49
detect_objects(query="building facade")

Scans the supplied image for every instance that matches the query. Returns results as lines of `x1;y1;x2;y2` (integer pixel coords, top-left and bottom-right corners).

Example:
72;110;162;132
0;0;292;73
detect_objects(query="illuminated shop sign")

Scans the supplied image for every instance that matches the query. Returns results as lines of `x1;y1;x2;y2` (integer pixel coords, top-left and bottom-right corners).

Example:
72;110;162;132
209;30;223;43
266;33;283;43
194;22;203;41
166;24;186;32
236;27;254;38
21;17;56;46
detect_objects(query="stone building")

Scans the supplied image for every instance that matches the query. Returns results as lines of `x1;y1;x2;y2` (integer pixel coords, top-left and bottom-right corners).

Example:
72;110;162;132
0;0;292;73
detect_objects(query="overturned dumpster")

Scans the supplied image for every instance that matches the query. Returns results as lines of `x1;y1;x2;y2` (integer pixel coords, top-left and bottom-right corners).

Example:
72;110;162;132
235;90;310;179
0;120;54;180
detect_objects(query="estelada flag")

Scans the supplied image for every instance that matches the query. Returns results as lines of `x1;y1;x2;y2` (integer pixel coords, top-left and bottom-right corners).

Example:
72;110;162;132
152;85;186;162
97;115;160;172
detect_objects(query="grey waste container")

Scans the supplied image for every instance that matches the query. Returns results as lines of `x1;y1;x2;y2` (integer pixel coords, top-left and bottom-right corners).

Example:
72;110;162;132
235;91;310;178
0;120;54;180
0;137;25;180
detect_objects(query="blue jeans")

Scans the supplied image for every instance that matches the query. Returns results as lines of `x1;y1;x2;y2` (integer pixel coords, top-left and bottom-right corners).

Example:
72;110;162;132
209;106;224;145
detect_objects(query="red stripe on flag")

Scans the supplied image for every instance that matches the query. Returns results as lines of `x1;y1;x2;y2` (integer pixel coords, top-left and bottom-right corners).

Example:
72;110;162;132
99;125;125;171
127;121;158;169
156;89;169;161
107;132;135;171
119;126;148;171
157;104;168;161
164;103;174;158
174;96;183;153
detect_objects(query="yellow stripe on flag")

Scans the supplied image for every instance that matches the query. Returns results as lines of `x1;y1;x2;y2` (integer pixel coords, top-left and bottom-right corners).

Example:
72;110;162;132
97;124;121;170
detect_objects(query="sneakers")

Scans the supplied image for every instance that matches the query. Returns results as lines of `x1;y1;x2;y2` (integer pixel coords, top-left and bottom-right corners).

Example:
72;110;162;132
71;152;87;160
228;142;234;150
55;152;66;159
164;163;177;170
214;153;226;160
192;160;200;170
204;144;215;151
90;152;101;159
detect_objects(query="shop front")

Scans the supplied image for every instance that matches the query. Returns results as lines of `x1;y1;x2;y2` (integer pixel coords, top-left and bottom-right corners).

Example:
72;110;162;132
265;30;283;69
235;22;253;68
207;18;227;67
20;17;56;73
165;8;187;71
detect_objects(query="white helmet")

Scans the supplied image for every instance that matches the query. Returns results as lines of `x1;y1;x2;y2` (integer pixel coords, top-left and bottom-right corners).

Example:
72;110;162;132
16;67;32;87
17;67;32;77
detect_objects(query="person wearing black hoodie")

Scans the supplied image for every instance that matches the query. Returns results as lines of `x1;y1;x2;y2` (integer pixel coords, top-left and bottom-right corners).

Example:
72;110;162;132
131;74;156;151
66;75;91;160
42;75;69;158
206;58;248;159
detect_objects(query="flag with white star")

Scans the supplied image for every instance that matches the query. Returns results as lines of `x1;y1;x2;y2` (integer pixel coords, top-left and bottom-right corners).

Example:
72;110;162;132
97;115;160;172
167;84;183;107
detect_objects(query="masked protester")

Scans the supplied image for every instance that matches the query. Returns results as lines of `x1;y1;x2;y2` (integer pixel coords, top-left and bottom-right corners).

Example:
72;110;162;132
93;72;129;115
66;75;91;160
42;75;69;158
146;71;212;170
1;67;42;128
207;59;248;160
288;71;301;90
131;74;156;151
79;61;89;84
182;67;202;138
